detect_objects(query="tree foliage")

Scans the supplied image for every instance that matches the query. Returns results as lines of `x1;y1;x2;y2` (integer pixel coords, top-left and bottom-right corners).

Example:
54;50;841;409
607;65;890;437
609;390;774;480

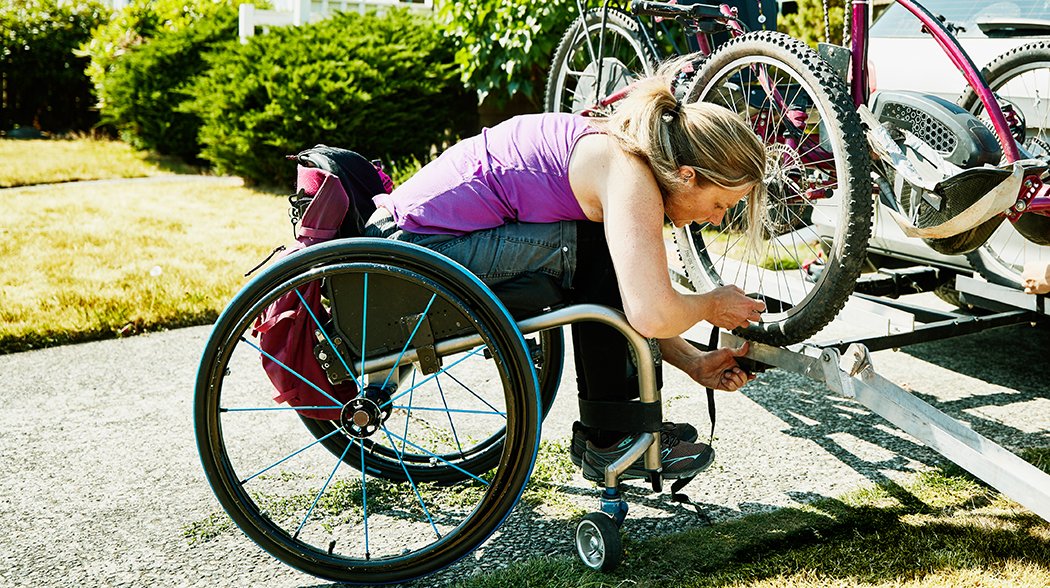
437;0;578;110
0;0;109;132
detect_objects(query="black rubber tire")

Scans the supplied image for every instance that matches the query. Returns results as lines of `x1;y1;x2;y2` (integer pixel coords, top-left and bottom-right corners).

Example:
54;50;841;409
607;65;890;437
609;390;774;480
959;41;1050;288
195;238;540;584
545;7;658;114
300;328;563;484
676;31;872;346
575;512;623;572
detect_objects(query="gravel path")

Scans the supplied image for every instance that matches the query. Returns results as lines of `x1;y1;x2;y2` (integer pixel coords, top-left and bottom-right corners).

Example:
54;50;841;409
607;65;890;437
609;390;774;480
1;307;1047;587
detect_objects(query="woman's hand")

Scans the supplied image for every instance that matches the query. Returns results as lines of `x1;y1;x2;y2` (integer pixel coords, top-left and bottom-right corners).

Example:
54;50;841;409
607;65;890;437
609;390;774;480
704;285;766;330
1022;261;1050;294
660;337;754;391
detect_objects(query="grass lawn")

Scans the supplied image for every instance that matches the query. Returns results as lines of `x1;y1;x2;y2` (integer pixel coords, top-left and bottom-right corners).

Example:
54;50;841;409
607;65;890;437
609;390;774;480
0;137;196;187
456;451;1050;588
0;178;288;353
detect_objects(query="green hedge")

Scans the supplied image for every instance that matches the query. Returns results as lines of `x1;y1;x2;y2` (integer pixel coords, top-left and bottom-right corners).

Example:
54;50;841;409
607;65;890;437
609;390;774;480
98;8;237;161
182;9;477;186
0;0;109;133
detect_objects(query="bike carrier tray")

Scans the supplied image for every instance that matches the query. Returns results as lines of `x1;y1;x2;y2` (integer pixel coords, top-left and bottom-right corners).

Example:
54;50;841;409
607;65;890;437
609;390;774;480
682;276;1050;523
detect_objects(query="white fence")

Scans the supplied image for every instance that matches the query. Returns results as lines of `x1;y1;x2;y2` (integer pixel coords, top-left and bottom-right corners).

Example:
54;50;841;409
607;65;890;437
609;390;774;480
239;0;433;43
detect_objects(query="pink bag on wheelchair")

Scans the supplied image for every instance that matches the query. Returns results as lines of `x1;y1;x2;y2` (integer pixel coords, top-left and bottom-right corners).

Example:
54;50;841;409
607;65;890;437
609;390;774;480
252;146;392;420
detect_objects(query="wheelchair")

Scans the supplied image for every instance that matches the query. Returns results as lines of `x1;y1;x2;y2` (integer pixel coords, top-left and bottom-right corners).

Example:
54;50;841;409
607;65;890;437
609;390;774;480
195;237;668;584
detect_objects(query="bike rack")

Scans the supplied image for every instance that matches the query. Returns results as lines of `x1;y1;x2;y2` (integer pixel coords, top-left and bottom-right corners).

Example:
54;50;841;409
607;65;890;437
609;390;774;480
682;275;1050;523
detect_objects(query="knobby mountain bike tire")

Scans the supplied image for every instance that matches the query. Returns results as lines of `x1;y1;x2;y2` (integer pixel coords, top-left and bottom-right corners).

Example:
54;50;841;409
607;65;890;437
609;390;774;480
676;31;872;346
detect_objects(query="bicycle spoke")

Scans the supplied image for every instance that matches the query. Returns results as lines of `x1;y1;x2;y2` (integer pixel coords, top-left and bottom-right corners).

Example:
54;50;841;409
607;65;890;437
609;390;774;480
381;293;437;389
383;428;491;487
435;377;465;458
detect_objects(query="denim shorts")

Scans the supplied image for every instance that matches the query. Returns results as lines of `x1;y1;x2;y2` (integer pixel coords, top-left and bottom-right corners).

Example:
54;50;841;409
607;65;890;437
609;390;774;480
364;208;578;290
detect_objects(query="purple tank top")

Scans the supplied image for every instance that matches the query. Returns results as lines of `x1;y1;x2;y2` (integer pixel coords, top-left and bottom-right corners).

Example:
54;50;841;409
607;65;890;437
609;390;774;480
373;113;596;235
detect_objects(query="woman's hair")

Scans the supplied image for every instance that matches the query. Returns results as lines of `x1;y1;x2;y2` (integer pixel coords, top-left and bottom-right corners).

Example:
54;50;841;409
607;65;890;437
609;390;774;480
602;59;768;237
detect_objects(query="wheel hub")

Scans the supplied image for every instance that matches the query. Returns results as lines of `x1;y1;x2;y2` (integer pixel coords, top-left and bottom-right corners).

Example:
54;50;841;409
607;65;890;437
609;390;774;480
764;143;810;235
574;58;634;113
340;385;393;439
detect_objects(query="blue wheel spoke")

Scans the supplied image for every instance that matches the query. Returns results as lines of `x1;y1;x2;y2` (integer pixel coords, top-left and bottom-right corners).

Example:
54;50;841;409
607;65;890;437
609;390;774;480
401;370;416;455
382;347;485;409
361;273;369;388
435;377;465;458
294;436;353;540
241;426;344;484
389;406;506;417
437;371;507;420
381;293;438;390
295;288;362;390
380;427;441;539
360;440;370;559
240;336;345;408
383;428;490;487
222;405;340;413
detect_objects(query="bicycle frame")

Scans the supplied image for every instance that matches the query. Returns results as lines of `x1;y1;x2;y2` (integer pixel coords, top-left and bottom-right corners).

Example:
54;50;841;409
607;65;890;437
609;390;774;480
848;0;1050;217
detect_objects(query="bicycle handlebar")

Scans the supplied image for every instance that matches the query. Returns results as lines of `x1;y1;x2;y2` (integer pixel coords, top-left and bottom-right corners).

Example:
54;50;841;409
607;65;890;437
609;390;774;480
630;0;725;20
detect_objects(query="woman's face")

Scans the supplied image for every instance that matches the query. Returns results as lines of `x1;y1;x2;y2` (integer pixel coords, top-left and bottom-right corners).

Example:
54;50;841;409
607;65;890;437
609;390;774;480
664;166;753;228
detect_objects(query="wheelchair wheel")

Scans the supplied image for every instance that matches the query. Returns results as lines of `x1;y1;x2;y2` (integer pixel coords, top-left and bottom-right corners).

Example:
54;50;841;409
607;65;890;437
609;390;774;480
676;31;872;346
575;512;622;572
195;238;541;584
300;328;563;484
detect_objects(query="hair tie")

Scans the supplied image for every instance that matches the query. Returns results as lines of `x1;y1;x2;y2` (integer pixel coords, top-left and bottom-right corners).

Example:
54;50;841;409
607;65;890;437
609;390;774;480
661;99;683;123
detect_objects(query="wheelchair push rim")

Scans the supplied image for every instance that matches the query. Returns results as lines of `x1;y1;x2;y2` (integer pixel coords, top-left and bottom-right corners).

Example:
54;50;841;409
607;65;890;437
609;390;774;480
194;239;542;584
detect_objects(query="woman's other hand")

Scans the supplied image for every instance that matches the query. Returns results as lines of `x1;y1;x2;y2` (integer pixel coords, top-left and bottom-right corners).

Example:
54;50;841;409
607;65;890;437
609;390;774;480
705;285;765;330
1022;261;1050;294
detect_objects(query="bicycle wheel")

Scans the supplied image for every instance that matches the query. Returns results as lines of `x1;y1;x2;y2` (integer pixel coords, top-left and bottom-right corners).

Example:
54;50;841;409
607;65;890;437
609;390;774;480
195;238;541;584
545;7;657;114
300;328;563;484
675;31;872;346
959;41;1050;287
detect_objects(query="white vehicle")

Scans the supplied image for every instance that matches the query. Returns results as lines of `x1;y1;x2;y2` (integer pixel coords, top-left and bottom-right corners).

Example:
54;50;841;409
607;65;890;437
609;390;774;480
860;0;1050;287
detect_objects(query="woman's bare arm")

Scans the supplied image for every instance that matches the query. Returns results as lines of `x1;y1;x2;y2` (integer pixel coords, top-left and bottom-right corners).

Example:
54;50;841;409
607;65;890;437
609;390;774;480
595;146;762;338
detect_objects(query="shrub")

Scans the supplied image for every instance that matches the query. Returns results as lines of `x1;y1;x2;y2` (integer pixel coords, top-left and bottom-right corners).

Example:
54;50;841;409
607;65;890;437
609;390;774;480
437;0;578;110
79;0;255;109
182;9;477;187
98;8;237;161
0;0;109;133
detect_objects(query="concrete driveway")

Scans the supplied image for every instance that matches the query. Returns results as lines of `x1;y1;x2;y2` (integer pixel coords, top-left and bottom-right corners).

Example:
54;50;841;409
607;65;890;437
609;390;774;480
1;304;1047;587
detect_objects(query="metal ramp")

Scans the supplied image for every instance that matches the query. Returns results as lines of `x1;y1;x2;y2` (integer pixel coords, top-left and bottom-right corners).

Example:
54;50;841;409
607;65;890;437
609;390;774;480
682;274;1050;522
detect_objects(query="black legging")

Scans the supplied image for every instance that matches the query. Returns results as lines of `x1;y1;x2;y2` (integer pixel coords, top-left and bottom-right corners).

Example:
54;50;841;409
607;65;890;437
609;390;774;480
490;221;662;443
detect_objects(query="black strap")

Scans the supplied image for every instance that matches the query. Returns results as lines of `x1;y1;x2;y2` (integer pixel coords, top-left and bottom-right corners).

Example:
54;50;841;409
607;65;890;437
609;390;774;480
669;326;720;521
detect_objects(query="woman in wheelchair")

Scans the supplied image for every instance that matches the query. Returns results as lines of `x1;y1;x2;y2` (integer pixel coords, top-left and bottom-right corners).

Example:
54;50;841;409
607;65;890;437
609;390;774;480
365;63;767;482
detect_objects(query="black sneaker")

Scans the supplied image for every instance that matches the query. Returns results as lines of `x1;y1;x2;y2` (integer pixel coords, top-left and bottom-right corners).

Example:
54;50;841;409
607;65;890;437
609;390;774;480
570;420;698;468
580;430;714;482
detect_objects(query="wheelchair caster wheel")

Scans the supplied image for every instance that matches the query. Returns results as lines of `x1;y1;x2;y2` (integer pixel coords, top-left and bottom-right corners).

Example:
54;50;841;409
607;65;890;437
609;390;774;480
575;512;622;572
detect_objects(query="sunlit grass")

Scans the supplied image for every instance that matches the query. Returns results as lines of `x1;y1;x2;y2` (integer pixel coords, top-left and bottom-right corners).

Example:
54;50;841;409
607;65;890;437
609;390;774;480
456;459;1050;588
700;227;817;271
0;178;288;353
0;137;196;187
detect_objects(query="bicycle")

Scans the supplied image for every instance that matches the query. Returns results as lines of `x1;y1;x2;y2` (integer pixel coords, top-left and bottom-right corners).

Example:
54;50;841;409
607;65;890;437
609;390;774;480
547;0;1050;347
